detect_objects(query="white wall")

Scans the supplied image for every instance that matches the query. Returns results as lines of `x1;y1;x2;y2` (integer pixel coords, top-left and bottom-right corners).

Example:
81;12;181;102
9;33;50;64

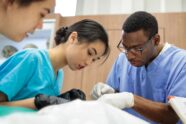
55;0;77;16
76;0;186;16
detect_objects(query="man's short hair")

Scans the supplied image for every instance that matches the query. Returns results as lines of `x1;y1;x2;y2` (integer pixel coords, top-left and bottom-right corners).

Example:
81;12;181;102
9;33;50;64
122;11;158;39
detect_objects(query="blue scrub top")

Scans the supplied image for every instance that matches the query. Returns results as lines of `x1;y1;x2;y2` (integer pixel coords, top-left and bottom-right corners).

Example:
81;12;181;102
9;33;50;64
0;48;64;101
106;45;186;123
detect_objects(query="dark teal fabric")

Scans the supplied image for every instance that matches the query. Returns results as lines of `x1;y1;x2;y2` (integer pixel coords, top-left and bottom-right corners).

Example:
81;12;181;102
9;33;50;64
0;106;37;116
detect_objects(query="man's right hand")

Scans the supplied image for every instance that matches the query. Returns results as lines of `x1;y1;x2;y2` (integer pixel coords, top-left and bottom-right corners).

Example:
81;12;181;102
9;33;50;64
91;82;115;100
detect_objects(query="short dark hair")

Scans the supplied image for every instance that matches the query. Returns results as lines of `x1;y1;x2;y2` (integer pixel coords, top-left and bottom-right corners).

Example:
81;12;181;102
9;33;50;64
122;11;158;39
55;19;110;59
12;0;45;6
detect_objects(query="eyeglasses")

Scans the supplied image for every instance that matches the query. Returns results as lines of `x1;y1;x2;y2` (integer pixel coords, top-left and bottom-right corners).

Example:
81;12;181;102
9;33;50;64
117;38;153;55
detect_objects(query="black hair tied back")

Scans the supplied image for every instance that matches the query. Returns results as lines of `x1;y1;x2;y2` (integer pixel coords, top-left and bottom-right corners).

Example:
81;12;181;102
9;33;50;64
55;27;68;45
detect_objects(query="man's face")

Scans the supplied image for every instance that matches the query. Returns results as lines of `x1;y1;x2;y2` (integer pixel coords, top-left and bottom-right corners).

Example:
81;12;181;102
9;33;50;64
121;29;156;67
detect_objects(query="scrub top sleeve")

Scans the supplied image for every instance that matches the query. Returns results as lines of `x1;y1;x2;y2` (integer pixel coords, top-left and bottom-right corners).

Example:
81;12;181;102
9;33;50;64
55;69;64;95
106;54;123;91
59;69;64;90
0;52;37;101
167;65;186;102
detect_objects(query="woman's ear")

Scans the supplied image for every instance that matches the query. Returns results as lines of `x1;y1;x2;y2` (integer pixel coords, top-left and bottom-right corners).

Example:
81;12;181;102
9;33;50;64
4;0;14;5
2;0;9;7
3;0;14;11
68;31;78;44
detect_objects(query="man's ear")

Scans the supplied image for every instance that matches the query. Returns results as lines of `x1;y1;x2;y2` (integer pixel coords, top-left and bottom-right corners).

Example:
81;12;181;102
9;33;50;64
68;31;78;44
153;34;160;46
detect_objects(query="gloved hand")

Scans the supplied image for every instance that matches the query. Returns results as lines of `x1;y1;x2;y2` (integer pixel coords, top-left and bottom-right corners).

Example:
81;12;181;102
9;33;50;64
58;89;86;100
91;82;115;100
97;92;134;109
34;94;69;110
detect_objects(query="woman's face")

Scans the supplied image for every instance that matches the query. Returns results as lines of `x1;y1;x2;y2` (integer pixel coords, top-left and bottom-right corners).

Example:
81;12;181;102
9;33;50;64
66;39;106;71
2;0;55;42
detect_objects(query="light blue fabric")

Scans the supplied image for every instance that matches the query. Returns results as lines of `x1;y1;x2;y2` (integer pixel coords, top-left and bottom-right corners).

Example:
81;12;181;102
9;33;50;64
106;45;186;123
0;48;64;101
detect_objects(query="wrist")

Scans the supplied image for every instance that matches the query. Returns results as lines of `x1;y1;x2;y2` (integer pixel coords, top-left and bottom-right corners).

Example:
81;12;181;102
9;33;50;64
34;94;43;110
127;92;134;108
120;92;134;108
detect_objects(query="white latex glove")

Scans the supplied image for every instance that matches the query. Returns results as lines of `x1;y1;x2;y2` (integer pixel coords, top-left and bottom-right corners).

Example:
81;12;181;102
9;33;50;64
91;82;115;100
98;92;134;109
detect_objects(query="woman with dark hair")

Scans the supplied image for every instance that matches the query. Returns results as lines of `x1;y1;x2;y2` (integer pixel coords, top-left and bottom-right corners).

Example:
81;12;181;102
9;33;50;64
0;0;55;42
0;19;110;110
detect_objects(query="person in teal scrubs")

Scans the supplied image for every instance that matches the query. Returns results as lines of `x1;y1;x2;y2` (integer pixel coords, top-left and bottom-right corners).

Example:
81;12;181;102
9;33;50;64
0;19;110;111
0;0;55;116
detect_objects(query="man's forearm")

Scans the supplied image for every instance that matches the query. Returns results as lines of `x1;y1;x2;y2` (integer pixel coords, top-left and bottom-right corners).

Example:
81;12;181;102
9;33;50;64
0;98;36;110
133;95;179;124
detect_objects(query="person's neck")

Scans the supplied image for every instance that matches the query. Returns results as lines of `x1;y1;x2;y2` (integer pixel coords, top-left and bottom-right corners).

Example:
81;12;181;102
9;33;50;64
145;42;165;67
48;44;67;74
0;8;5;34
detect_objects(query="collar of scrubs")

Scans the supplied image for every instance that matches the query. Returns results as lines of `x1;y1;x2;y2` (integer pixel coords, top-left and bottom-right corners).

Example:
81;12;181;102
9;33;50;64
159;42;171;55
146;42;171;72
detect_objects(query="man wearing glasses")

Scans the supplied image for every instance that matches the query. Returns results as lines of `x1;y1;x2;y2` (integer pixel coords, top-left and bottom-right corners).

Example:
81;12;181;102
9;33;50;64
91;11;186;123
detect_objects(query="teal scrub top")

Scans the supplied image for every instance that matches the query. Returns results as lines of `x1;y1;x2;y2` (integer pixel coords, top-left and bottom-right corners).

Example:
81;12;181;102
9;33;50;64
0;48;64;101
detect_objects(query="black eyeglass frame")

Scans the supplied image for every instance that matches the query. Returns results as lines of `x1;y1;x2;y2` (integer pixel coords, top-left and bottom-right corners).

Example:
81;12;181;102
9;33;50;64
117;37;154;55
